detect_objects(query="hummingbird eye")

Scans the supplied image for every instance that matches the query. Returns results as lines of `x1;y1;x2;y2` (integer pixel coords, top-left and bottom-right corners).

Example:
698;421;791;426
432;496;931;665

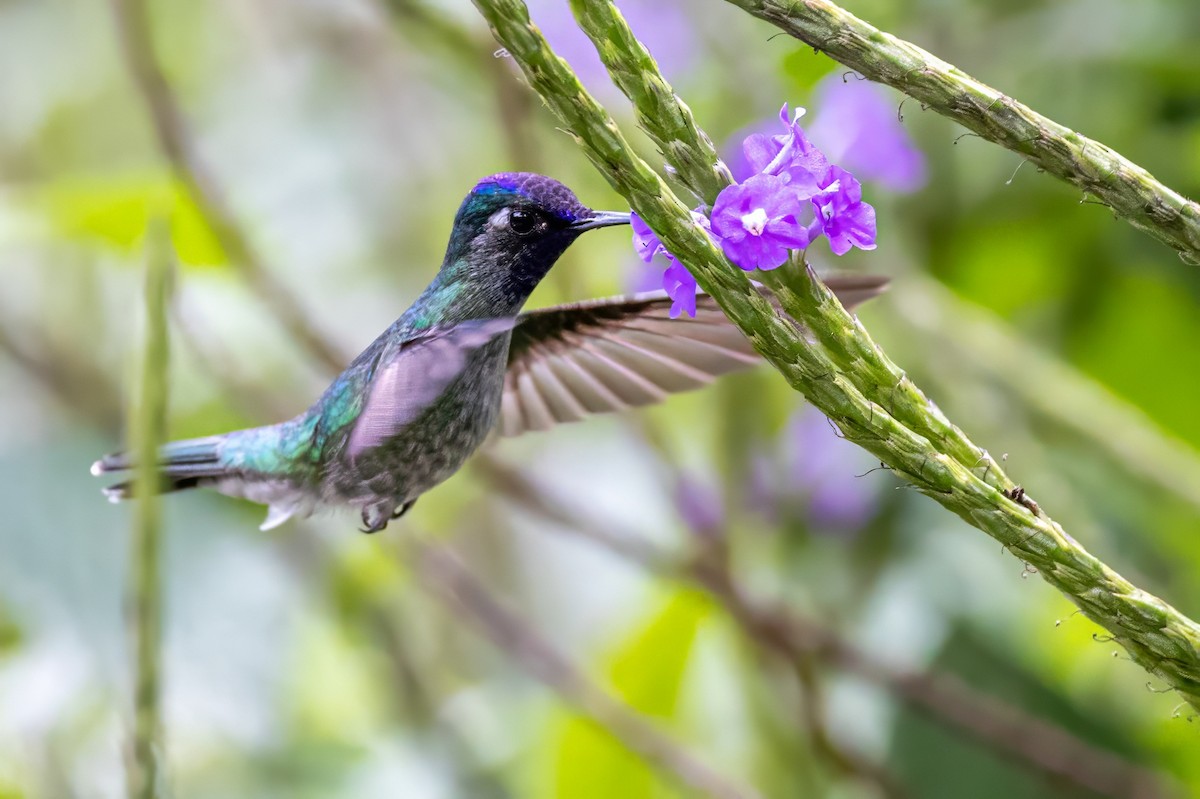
508;208;540;236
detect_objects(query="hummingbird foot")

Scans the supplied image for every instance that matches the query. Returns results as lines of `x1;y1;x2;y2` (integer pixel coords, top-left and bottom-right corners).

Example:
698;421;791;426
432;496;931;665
359;498;417;534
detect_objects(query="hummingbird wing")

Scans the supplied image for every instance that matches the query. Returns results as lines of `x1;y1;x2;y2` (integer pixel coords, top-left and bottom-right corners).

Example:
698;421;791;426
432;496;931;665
498;273;888;436
347;317;517;460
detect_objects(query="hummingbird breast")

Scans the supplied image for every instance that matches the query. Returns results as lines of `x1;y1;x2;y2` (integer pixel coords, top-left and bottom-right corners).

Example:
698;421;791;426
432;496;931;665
326;335;511;509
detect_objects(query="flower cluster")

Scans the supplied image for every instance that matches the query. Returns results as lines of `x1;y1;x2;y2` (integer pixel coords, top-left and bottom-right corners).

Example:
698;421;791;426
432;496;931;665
633;103;880;317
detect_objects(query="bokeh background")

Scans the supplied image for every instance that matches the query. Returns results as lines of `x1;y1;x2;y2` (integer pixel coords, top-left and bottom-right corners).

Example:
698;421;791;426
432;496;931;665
2;0;1199;796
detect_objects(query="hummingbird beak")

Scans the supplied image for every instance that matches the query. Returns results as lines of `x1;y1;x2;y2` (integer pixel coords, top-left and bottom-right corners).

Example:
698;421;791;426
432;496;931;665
570;210;631;231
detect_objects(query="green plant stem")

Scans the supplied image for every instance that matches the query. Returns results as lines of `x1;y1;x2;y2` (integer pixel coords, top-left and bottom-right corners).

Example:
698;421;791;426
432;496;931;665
890;275;1200;514
568;0;732;205
128;223;171;799
470;0;1200;711
722;0;1200;265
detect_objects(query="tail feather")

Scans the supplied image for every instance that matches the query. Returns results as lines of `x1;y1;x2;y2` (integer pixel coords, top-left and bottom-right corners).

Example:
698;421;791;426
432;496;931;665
92;435;230;500
93;424;310;531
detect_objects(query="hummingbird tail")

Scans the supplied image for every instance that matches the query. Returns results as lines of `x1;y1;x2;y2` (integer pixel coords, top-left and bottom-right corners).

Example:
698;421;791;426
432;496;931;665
92;435;229;502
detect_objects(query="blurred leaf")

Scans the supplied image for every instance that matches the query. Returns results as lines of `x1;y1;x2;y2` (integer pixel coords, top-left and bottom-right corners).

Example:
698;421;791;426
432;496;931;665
0;604;20;656
890;626;1153;798
32;174;225;266
780;54;835;94
940;215;1078;318
329;539;407;622
289;616;388;744
1067;269;1200;446
546;589;712;799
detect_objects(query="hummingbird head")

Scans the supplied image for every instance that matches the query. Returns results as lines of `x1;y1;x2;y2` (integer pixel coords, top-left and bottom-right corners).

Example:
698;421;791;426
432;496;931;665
436;172;630;315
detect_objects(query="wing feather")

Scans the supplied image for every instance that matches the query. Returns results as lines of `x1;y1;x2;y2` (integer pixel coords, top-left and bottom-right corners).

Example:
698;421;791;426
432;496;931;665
348;318;515;458
500;273;887;437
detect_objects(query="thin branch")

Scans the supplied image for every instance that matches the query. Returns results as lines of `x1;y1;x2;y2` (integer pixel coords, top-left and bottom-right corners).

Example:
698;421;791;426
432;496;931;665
892;275;1200;515
407;538;764;799
788;654;905;797
470;0;1200;711
126;222;172;799
667;477;906;798
109;0;348;374
0;320;123;432
474;456;1176;799
721;0;1200;265
278;530;514;799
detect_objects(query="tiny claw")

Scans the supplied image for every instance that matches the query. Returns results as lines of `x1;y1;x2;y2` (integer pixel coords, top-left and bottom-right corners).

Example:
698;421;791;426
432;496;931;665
359;503;392;534
90;460;103;477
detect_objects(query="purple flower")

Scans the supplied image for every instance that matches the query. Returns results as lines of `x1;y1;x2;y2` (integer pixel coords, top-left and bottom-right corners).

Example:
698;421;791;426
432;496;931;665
710;174;813;270
785;407;880;532
741;105;831;193
813;167;877;255
806;75;927;193
716;103;875;258
673;473;724;536
742;407;881;534
631;211;664;263
630;211;710;317
662;260;697;318
729;86;926;193
632;89;902;307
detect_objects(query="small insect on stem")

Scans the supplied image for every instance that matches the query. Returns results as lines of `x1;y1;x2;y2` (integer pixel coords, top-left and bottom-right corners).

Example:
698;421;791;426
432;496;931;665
1003;484;1041;516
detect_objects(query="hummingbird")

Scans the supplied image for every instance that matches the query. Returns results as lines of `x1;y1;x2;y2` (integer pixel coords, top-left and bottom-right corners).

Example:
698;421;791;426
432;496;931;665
92;173;886;533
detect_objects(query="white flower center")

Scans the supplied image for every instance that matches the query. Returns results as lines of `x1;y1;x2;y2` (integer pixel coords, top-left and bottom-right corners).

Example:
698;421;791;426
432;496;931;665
741;207;769;236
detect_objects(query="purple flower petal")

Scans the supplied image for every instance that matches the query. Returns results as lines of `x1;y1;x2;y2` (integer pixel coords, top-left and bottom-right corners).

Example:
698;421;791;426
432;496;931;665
662;259;697;318
806;75;927;193
812;167;877;255
625;258;668;294
710;174;814;270
629;210;709;318
630;211;664;263
735;104;832;194
740;133;779;178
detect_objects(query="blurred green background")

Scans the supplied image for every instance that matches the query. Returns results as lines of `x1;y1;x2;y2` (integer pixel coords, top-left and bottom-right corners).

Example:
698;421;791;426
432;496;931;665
1;0;1199;796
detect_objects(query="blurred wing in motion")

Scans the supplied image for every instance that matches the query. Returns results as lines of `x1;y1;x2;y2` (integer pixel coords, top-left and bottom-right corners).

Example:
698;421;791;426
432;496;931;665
499;273;888;436
348;317;516;460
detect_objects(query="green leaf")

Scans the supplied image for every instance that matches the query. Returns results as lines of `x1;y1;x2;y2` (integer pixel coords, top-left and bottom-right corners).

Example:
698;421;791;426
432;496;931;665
545;589;713;799
33;174;225;266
